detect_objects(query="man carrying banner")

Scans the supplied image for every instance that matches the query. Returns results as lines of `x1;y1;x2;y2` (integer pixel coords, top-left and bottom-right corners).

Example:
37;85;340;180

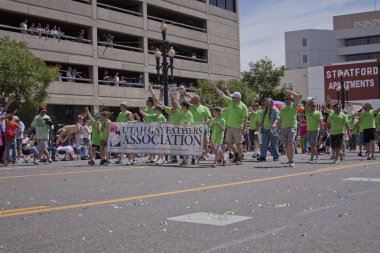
186;94;212;165
116;102;132;165
212;83;248;165
139;106;166;165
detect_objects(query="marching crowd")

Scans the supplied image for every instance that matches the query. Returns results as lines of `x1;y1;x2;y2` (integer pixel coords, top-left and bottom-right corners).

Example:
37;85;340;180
1;84;380;168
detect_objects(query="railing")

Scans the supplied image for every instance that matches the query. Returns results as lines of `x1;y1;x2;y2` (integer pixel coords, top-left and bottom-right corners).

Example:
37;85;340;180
0;24;92;44
97;2;142;17
58;76;93;83
148;50;207;63
98;80;144;88
72;0;91;4
147;15;206;33
151;84;198;93
97;41;143;52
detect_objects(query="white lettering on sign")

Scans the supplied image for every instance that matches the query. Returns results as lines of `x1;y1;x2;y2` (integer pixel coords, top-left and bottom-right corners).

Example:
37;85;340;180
328;79;375;90
326;67;378;79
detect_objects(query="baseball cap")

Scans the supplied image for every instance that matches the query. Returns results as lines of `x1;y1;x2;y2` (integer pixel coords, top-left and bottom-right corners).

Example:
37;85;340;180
231;92;241;99
94;113;102;118
120;102;128;107
39;107;47;113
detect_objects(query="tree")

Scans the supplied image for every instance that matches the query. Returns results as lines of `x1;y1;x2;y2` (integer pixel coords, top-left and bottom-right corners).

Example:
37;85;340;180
0;37;58;109
242;58;285;103
197;79;256;107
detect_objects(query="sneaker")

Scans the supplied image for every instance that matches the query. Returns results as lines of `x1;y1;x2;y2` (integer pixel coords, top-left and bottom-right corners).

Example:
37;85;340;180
358;152;363;157
273;158;279;162
289;161;295;167
88;160;95;166
48;160;53;164
115;159;124;165
155;159;164;165
257;157;266;162
333;159;339;164
131;160;138;165
372;156;376;160
307;159;314;164
105;160;112;166
252;154;257;158
211;163;218;168
100;159;105;166
367;157;372;160
33;160;40;165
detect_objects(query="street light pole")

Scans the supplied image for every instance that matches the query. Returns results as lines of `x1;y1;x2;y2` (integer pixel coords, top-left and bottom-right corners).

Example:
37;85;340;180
154;22;175;106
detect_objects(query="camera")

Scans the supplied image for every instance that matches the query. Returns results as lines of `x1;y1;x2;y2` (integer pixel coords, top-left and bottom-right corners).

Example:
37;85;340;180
43;118;53;126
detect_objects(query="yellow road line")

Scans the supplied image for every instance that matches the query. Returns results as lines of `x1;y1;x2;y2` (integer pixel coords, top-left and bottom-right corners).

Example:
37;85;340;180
0;166;146;180
0;206;49;215
0;162;377;218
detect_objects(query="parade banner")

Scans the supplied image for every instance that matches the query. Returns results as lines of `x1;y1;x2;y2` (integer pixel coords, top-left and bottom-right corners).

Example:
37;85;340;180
107;122;204;156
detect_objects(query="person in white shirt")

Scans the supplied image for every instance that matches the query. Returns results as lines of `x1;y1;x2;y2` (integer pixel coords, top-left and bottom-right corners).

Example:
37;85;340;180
114;72;120;87
19;19;28;34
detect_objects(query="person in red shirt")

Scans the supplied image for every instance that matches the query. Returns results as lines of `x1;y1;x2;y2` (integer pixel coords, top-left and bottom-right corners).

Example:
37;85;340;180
5;116;19;164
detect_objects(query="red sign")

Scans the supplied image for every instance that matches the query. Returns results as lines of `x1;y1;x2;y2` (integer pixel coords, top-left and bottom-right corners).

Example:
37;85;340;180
324;61;380;101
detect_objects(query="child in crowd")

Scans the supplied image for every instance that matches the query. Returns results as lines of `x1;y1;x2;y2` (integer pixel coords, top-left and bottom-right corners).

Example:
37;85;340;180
210;107;226;167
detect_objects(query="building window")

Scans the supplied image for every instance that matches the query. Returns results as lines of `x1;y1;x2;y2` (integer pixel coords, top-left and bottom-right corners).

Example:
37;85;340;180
302;55;308;63
302;38;307;47
345;52;380;61
210;0;236;12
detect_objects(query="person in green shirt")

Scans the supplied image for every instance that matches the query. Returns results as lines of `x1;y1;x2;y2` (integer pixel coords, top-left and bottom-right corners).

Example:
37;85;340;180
248;102;261;158
187;94;212;164
327;104;351;163
86;110;102;166
140;105;166;165
99;111;112;166
210;107;226;167
376;112;380;151
348;115;359;151
304;100;324;163
31;107;52;163
355;103;380;160
144;97;155;123
117;102;132;123
212;83;248;165
278;90;300;167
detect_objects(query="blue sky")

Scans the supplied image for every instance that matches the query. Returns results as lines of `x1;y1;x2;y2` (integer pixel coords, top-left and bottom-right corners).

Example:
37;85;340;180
239;0;376;70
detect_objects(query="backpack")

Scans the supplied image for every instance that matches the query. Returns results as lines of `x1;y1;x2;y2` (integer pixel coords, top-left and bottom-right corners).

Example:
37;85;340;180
5;122;16;140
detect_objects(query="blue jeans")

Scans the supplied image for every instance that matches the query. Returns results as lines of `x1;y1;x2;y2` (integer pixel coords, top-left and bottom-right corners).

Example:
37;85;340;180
74;146;88;158
260;129;279;159
349;134;357;150
6;139;16;162
48;147;57;161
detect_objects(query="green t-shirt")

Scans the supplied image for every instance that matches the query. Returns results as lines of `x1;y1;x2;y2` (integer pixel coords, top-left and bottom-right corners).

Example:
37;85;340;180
248;110;261;130
91;119;101;146
211;117;226;145
280;103;298;128
263;111;272;129
100;120;111;141
222;108;229;122
305;110;323;131
225;97;248;129
348;116;359;135
189;104;211;123
359;109;377;130
145;107;155;123
376;112;380;131
31;115;50;140
117;111;132;122
179;110;194;124
147;114;166;123
165;107;182;124
327;112;347;135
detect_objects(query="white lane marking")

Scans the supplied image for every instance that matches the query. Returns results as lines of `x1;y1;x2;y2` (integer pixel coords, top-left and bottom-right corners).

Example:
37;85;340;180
168;212;252;226
294;202;345;217
343;177;380;183
201;226;288;253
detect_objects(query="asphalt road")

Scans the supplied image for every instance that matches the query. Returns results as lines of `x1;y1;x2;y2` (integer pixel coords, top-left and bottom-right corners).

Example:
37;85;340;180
0;151;380;253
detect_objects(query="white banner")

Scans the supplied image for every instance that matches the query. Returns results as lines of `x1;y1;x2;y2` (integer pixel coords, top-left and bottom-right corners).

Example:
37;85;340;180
107;122;204;156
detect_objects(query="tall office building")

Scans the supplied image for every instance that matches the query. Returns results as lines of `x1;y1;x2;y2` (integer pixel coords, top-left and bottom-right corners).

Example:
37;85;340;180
0;0;240;122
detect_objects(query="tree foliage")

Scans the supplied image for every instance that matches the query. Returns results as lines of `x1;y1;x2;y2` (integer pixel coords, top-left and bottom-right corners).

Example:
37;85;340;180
197;79;256;108
0;37;58;109
242;58;285;103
